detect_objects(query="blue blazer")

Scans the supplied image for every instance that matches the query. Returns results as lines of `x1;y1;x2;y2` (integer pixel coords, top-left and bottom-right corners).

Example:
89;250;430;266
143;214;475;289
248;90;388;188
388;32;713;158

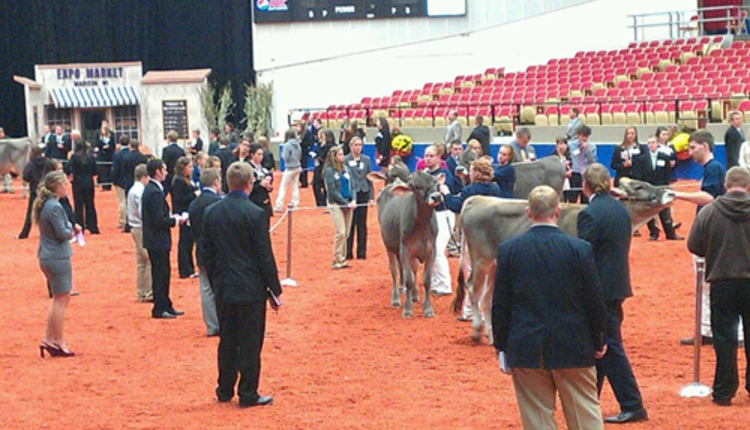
577;193;633;303
492;225;607;369
492;164;516;198
445;182;502;213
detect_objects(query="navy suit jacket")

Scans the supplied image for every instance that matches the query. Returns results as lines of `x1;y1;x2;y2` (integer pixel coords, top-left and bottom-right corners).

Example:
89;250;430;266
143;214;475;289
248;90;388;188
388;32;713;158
446;155;459;176
142;180;176;250
632;149;671;186
202;192;282;303
492;225;607;369
188;189;221;268
577;193;633;302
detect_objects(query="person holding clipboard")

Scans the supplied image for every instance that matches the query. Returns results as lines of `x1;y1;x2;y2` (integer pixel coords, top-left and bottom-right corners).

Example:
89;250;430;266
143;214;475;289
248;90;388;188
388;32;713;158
201;161;283;408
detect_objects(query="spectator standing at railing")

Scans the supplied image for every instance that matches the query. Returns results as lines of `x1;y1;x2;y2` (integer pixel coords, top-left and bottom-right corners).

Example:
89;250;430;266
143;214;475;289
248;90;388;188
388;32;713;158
248;143;274;221
64;133;99;234
94;119;115;191
111;136;130;230
274;129;302;213
374;117;392;168
299;118;320;189
312;129;334;207
724;111;744;169
345;137;373;260
324;146;355;270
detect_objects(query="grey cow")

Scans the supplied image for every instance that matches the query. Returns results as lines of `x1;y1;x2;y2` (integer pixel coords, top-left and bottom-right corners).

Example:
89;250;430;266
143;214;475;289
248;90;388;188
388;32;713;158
0;138;32;176
453;178;676;344
375;170;443;318
512;156;566;199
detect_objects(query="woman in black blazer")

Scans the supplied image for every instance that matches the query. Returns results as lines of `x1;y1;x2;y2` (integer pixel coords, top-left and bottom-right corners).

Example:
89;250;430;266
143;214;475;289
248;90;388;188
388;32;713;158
312;129;335;207
65;138;99;233
94;119;115;191
248;143;274;221
171;156;197;278
610;126;644;187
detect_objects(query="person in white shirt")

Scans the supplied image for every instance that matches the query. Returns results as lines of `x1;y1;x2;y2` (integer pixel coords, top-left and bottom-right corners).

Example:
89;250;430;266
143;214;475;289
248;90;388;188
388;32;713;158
127;164;152;302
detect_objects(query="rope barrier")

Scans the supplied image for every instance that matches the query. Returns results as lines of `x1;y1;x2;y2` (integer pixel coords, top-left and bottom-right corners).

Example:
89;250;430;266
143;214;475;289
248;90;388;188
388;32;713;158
268;209;289;233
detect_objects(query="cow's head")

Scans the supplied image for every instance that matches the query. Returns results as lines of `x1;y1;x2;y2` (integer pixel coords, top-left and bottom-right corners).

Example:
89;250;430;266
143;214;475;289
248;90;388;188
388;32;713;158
367;156;411;185
391;170;443;207
611;177;676;229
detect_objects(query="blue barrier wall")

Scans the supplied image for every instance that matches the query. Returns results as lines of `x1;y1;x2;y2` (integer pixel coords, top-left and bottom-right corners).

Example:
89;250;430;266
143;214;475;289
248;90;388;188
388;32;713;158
291;143;726;180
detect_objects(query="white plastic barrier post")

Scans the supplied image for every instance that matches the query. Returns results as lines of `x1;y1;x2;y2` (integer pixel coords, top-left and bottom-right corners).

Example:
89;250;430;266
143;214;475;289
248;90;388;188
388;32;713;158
679;258;711;398
279;206;298;288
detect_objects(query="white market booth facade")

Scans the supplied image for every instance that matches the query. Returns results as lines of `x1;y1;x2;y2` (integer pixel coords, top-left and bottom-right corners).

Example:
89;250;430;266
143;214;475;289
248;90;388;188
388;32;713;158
14;62;211;156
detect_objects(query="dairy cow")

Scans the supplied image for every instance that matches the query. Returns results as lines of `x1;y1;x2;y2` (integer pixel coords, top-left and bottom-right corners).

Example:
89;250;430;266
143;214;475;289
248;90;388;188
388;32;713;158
512;156;566;199
0;138;32;176
452;178;676;343
375;170;443;318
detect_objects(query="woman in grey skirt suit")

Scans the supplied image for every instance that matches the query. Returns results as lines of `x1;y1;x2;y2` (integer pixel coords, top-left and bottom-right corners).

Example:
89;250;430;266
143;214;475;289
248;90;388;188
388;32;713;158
34;170;81;357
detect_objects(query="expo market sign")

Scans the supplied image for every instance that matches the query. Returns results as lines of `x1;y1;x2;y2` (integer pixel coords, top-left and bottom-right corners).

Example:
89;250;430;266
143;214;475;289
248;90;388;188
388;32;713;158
56;66;125;87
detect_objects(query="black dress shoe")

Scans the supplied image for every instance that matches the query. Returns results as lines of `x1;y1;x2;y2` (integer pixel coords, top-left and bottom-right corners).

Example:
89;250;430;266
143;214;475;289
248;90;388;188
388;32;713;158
604;408;648;424
239;395;273;408
712;397;731;406
169;309;185;316
667;235;685;241
153;311;177;319
649;235;659;241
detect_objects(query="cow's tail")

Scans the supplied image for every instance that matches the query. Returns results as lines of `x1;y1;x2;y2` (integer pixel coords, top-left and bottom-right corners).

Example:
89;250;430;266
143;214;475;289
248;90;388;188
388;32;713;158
451;220;467;315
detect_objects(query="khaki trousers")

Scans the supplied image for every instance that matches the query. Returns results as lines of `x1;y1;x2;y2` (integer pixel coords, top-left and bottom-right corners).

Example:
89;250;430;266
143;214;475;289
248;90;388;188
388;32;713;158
329;205;353;267
130;227;152;301
512;366;603;430
116;186;127;227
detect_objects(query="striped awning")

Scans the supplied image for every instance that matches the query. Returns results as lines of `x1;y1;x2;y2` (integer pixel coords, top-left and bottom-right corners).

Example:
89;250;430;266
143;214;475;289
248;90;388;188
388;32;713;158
49;86;139;109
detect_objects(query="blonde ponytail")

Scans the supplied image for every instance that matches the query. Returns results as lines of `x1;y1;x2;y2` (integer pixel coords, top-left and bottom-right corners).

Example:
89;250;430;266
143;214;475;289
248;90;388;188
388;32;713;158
32;171;66;224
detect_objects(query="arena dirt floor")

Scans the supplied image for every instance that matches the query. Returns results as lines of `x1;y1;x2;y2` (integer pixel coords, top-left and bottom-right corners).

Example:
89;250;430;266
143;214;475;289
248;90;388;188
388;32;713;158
0;174;747;429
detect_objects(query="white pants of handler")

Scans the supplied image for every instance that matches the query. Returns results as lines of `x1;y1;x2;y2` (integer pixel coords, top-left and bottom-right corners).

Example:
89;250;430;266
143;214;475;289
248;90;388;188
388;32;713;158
274;167;301;212
694;255;743;341
430;210;453;295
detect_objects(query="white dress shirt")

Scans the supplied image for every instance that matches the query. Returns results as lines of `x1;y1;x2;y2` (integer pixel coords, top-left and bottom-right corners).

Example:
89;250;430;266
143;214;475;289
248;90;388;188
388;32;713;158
127;181;146;227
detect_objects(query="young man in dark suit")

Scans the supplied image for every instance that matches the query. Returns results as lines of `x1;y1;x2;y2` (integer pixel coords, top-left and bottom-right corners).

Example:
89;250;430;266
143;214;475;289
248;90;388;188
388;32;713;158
579;163;648;424
467;115;491;157
724;111;744;169
111;136;131;230
202;161;282;408
122;139;149;195
161;130;186;194
492;185;608;430
215;137;235;194
632;136;683;241
142;159;186;319
188;168;222;337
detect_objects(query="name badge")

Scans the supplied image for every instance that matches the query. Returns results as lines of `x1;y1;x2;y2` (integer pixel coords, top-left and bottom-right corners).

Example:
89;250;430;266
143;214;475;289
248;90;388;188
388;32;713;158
348;160;358;167
572;148;581;156
657;159;666;167
529;153;536;160
631;148;640;155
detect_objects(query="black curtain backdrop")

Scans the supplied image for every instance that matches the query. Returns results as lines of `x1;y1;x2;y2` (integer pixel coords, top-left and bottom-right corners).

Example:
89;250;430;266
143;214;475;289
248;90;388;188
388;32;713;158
0;0;254;138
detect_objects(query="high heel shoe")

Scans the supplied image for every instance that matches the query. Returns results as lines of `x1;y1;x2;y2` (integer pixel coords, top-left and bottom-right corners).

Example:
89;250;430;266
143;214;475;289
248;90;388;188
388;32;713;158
39;342;75;358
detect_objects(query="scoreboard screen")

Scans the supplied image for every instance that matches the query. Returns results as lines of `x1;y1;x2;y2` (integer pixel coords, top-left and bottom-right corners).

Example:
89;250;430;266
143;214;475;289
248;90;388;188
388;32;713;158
254;0;465;23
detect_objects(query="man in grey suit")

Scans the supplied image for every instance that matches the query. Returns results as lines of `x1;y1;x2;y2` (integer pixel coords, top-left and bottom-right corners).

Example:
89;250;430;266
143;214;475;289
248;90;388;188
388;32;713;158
510;127;536;163
188;168;222;336
444;110;462;146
